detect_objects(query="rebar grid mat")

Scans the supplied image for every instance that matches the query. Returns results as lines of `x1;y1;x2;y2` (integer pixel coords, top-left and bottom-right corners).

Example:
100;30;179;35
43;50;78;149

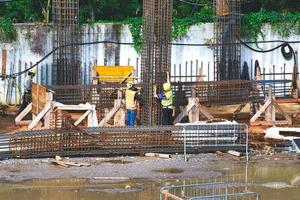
52;0;81;85
173;80;259;106
214;0;241;81
5;124;247;159
141;0;173;125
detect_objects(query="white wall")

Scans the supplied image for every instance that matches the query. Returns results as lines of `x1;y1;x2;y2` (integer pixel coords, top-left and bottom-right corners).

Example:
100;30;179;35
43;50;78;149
0;23;299;104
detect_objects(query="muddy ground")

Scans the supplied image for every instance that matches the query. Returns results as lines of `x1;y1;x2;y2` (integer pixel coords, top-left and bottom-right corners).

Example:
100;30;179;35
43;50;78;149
0;153;299;183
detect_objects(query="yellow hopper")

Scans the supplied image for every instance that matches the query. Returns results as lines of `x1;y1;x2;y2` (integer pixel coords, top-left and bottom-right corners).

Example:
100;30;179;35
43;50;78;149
93;66;134;83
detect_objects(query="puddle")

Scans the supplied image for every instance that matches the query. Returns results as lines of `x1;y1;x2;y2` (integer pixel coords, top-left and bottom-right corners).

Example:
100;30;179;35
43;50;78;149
0;163;299;199
153;168;183;174
98;159;133;164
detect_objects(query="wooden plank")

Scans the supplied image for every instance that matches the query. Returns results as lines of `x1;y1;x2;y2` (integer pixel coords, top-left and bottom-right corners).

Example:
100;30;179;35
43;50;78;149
15;103;32;125
227;150;241;157
74;110;91;126
250;98;271;122
173;101;196;124
28;102;51;130
161;190;183;200
1;48;6;80
199;104;213;119
145;153;171;159
31;83;47;115
99;100;122;127
272;102;292;124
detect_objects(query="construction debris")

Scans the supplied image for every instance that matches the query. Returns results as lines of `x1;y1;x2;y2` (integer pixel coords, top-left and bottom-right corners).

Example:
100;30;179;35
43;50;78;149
264;127;300;141
50;156;91;168
94;177;130;181
227;150;241;157
145;153;171;159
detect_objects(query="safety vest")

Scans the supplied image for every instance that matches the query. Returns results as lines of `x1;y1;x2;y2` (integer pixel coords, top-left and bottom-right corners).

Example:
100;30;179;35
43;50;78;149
161;90;173;108
125;89;137;110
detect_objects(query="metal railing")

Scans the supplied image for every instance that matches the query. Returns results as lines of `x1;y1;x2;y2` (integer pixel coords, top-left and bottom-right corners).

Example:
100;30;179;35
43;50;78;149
160;182;259;200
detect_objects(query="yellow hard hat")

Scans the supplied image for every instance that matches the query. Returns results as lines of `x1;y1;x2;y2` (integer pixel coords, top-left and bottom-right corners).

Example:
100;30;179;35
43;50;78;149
127;81;134;89
28;68;36;76
163;82;171;91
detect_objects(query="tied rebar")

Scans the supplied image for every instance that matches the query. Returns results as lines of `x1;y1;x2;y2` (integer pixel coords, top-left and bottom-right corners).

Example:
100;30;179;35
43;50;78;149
141;0;173;125
52;0;81;85
1;124;248;159
214;0;241;81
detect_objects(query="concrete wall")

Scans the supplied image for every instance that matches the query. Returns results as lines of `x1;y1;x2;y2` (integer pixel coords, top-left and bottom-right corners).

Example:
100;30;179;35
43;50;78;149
0;23;299;104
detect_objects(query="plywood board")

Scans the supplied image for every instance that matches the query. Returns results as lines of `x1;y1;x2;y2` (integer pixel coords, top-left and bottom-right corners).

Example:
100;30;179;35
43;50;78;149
1;49;6;80
32;83;47;115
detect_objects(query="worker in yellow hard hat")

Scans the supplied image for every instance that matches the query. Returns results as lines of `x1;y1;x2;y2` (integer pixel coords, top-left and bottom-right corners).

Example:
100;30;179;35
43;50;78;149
125;81;142;127
154;82;174;125
16;68;36;115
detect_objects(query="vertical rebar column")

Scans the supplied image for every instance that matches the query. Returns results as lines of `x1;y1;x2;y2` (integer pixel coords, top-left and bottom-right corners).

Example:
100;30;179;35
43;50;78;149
52;0;80;85
214;0;241;80
141;0;173;125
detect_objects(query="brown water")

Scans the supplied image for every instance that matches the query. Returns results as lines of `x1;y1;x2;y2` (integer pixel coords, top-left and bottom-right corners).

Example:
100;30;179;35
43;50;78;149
0;163;299;200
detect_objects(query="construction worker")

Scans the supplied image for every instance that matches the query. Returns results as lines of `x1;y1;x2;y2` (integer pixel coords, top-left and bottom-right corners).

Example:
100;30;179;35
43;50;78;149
125;81;141;127
155;82;174;125
17;68;36;115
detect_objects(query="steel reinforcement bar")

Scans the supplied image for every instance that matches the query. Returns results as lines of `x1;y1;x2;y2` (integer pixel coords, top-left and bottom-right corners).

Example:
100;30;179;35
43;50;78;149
0;124;248;159
48;80;259;109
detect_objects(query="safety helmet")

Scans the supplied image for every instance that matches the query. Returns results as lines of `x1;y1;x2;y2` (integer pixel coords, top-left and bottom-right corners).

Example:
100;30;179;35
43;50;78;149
28;68;36;76
163;82;171;91
127;81;134;89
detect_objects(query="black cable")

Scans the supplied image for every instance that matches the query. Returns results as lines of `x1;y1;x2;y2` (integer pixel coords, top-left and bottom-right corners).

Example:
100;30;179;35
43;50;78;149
179;0;209;7
4;40;133;78
2;39;300;78
237;37;297;65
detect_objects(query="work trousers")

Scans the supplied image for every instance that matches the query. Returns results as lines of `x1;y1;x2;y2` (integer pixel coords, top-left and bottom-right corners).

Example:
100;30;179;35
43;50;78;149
162;108;173;125
126;109;137;127
16;92;31;116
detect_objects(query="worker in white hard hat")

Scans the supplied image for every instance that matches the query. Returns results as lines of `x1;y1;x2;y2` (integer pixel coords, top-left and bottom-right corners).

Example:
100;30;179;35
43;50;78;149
154;82;174;125
125;81;142;127
17;68;36;115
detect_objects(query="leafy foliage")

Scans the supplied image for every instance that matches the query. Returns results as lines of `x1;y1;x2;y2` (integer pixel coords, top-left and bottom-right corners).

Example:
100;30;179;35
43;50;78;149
0;18;16;43
1;0;300;48
241;9;300;41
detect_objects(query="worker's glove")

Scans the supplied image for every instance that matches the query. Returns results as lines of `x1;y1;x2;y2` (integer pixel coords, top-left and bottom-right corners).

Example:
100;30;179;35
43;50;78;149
157;93;166;100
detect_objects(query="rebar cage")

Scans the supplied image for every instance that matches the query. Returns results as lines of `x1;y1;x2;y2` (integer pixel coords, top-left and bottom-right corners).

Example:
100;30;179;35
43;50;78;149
214;0;241;81
0;124;248;159
52;0;81;85
141;0;173;125
47;80;259;119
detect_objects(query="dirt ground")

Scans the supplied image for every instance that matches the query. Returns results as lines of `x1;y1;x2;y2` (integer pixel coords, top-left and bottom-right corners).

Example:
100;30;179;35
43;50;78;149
0;153;299;183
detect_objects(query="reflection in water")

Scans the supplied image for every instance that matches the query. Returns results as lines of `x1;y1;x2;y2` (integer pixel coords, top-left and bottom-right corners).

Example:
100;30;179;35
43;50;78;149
0;163;299;200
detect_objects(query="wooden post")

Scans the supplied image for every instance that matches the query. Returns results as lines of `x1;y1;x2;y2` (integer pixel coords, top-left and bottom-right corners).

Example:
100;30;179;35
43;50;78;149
1;49;7;80
265;87;275;123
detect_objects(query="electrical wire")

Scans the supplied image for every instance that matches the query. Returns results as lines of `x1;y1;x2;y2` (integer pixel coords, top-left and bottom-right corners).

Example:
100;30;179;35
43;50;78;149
237;37;297;65
179;0;209;7
1;39;300;79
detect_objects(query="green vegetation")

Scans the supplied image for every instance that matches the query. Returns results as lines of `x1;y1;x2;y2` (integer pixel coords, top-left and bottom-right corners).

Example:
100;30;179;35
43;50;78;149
0;18;16;42
0;0;300;48
242;9;300;41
